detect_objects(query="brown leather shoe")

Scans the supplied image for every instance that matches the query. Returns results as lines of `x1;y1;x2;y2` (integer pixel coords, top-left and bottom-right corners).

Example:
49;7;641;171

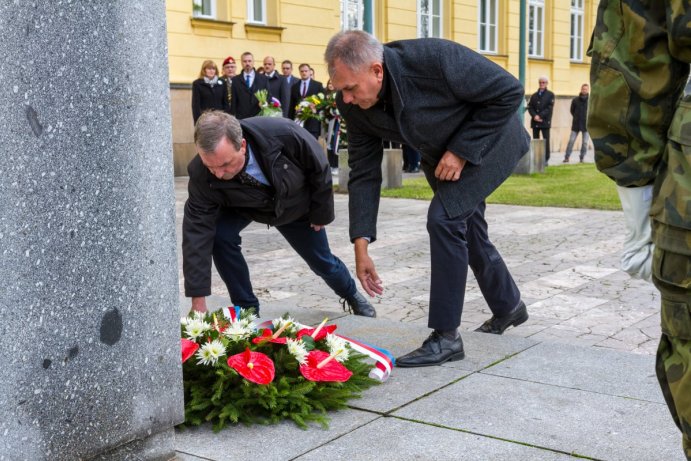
475;301;528;335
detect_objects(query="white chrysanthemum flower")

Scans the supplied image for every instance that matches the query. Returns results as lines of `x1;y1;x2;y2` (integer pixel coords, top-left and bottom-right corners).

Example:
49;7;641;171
272;316;297;333
286;338;308;365
195;339;226;366
184;318;212;340
223;320;252;342
180;316;189;326
193;310;207;320
325;334;350;362
239;313;258;330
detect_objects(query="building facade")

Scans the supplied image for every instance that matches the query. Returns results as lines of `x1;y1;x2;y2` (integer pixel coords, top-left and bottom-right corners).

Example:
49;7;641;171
167;0;598;174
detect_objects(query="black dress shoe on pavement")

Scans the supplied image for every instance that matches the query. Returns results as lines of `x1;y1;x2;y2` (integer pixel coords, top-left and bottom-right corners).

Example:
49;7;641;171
341;292;377;317
396;331;465;367
475;301;528;334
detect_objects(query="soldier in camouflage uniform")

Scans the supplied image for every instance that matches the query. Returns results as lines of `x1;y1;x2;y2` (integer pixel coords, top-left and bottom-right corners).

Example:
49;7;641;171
587;1;691;458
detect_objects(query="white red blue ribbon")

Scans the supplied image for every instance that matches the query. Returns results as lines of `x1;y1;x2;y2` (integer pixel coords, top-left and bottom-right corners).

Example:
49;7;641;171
253;310;394;382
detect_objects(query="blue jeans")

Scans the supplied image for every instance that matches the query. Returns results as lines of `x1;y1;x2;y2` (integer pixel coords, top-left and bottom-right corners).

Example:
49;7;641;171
212;209;356;311
564;130;590;160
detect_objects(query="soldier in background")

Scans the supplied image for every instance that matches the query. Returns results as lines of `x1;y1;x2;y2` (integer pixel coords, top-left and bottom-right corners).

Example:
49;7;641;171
219;56;236;108
587;2;690;458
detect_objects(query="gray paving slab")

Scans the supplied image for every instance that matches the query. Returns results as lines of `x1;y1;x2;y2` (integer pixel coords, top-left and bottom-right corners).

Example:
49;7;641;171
349;365;472;414
482;341;664;403
392;373;682;461
175;409;380;461
332;315;539;372
294;417;578;461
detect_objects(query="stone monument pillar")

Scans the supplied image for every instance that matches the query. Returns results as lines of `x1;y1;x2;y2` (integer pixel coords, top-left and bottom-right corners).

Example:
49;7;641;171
0;2;183;460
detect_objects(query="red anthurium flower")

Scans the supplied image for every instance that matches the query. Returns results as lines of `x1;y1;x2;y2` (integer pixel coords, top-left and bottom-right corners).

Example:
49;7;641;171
251;328;288;345
181;339;199;363
297;325;337;341
227;348;275;385
299;350;352;383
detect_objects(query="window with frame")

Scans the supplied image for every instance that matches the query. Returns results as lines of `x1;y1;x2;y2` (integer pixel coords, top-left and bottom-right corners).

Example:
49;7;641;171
340;0;374;33
418;0;442;38
193;0;216;19
570;0;584;61
248;0;266;24
528;0;544;58
478;0;498;53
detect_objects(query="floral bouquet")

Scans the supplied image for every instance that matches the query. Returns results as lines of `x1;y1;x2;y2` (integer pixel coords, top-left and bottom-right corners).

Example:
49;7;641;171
255;89;282;117
293;92;338;123
179;307;392;431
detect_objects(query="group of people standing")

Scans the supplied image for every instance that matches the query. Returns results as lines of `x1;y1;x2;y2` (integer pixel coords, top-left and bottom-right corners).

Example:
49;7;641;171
527;77;590;165
191;52;345;169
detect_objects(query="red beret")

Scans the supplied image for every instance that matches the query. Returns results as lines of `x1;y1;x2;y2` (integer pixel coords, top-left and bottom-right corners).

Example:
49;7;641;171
222;56;235;66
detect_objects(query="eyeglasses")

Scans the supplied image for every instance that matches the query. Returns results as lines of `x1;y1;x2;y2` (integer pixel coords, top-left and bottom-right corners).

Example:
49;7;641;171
539;81;547;84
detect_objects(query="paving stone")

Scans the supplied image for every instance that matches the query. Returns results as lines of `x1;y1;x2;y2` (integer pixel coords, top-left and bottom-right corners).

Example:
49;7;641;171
174;410;380;461
332;316;538;373
349;365;473;414
393;373;682;461
294;417;576;461
482;341;664;403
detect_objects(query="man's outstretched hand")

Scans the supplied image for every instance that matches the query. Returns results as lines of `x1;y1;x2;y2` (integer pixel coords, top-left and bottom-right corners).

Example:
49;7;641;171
354;238;383;297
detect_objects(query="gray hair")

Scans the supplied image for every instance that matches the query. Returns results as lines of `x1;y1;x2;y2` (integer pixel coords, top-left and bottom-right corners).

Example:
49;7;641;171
194;111;242;153
324;30;384;77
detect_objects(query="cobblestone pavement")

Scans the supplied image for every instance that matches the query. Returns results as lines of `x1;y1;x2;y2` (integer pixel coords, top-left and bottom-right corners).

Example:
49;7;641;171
175;171;661;356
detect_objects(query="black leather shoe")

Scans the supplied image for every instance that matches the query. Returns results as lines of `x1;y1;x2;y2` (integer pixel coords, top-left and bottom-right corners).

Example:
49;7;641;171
475;301;528;334
341;292;376;317
396;331;465;367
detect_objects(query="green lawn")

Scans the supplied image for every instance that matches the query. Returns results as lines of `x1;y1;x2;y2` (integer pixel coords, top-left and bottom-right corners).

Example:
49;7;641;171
380;164;621;210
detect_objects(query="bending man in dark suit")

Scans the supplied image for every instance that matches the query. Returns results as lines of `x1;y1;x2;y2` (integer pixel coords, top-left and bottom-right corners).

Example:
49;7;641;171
230;52;272;119
325;31;529;367
289;63;325;139
183;111;375;318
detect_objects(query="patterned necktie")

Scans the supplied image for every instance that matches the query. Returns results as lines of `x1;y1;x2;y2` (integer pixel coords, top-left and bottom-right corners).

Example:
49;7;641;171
301;81;307;98
236;171;266;188
246;75;250;88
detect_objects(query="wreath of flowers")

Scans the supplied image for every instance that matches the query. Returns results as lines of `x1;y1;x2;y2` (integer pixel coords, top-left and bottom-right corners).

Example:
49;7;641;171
254;89;283;117
179;308;380;431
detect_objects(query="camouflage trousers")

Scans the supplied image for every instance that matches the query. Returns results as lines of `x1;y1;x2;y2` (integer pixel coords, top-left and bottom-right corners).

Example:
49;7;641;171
652;101;691;460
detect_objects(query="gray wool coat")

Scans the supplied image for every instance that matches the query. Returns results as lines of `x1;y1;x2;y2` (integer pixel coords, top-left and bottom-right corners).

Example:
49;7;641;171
337;38;530;242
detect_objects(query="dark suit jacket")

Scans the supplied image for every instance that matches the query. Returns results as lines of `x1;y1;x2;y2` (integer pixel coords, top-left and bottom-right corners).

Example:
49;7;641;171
182;117;333;296
191;78;229;123
230;72;272;119
336;38;530;242
527;89;555;129
266;71;291;117
289;79;325;136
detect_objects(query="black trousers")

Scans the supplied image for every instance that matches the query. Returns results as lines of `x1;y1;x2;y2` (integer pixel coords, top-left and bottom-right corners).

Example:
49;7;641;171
427;197;521;330
532;127;551;163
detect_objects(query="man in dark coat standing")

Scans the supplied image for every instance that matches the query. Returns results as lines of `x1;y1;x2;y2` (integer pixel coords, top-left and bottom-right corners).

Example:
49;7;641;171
183;111;375;317
263;55;291;118
230;52;272;119
289;63;325;139
527;77;555;165
325;31;530;367
563;83;590;163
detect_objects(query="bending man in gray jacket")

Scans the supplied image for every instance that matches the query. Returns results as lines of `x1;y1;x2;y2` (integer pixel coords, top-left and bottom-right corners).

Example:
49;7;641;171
325;31;529;367
183;111;375;317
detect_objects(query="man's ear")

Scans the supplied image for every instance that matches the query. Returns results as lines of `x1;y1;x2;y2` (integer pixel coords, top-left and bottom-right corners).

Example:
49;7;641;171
372;62;384;81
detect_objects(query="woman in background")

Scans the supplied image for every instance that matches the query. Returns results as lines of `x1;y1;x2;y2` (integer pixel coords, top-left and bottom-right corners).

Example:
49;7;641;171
191;60;229;123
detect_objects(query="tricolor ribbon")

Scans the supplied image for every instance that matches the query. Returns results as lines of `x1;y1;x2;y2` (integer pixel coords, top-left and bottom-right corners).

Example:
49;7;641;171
255;312;394;382
222;306;242;322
